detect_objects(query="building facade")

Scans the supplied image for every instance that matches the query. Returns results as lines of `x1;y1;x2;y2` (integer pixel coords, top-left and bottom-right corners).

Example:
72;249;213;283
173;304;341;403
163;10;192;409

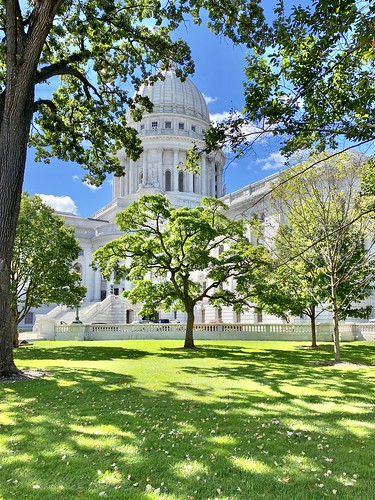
29;67;375;329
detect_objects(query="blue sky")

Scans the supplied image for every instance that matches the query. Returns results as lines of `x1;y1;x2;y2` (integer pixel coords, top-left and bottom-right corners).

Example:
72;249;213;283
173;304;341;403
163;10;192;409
23;12;288;218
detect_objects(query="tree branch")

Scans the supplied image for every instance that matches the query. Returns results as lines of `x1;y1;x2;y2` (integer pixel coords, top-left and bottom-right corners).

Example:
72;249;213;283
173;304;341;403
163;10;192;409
35;63;99;100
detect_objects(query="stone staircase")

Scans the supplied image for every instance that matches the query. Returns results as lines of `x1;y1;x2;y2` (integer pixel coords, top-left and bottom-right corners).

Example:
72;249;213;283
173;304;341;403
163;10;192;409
34;296;138;334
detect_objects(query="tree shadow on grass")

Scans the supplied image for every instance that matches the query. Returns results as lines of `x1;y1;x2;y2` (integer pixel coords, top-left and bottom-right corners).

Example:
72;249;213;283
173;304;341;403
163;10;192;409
340;342;375;364
156;342;336;365
14;344;148;361
1;360;374;500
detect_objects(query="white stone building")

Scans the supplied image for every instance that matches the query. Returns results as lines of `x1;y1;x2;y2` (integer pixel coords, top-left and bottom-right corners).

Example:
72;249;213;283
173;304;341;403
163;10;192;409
27;67;375;330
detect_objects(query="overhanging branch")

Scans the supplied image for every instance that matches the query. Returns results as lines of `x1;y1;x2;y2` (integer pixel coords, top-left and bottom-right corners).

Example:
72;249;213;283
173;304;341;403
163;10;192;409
35;63;100;101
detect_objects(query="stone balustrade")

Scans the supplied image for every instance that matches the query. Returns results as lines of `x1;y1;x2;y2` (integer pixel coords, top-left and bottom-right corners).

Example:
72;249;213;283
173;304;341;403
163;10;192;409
41;322;355;342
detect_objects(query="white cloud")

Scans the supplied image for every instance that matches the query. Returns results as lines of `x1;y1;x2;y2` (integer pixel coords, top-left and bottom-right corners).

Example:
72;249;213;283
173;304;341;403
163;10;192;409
258;152;288;172
83;180;101;191
37;194;78;214
209;111;232;123
73;174;101;191
203;94;217;105
209;111;273;145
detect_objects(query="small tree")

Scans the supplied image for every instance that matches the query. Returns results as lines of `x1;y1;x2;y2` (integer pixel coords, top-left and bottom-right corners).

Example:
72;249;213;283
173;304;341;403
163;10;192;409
11;193;86;347
241;253;324;348
92;194;262;348
270;153;375;362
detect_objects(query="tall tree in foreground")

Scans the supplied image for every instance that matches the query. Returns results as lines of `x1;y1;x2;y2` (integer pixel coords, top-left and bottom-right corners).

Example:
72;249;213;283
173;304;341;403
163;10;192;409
0;0;267;375
92;194;263;348
270;153;375;363
204;0;375;158
11;193;86;348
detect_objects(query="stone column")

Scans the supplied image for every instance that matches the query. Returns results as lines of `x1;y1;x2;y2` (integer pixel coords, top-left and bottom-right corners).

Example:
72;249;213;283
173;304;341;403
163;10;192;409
93;268;102;302
211;161;216;197
173;148;179;191
120;174;125;197
215;163;222;197
129;160;136;193
143;149;149;185
157;147;163;187
113;176;120;199
188;171;193;193
125;162;130;195
201;154;207;195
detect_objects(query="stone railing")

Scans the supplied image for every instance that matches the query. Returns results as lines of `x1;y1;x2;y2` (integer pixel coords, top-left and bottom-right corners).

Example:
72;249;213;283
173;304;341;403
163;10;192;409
80;295;117;324
46;321;341;342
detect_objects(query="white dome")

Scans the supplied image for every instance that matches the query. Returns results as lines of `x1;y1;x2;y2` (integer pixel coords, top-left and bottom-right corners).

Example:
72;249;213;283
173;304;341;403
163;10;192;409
137;69;210;122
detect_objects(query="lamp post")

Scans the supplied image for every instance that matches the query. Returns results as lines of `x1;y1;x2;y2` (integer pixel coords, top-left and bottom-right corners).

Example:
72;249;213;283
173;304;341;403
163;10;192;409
72;303;82;324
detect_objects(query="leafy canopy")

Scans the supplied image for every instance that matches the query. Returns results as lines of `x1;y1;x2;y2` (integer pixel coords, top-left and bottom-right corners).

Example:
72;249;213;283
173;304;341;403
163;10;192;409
0;0;269;185
204;0;375;158
11;193;86;325
92;194;263;318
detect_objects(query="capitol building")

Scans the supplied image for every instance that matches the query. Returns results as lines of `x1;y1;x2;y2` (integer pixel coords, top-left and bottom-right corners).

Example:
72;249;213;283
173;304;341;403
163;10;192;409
29;67;372;330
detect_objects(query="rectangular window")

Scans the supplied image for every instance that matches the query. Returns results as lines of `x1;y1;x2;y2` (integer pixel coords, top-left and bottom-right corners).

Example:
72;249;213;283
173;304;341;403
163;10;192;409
140;124;145;130
165;121;172;129
191;125;196;132
24;312;34;325
151;121;158;129
178;122;184;130
255;308;263;323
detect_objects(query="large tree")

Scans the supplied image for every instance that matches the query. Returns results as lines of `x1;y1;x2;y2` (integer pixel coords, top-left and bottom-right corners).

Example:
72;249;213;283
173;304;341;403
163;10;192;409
269;153;375;363
92;194;263;348
11;193;86;348
204;0;375;158
0;0;267;375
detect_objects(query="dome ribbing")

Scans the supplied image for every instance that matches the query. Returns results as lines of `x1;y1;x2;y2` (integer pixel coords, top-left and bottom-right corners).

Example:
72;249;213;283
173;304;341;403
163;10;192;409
137;69;210;122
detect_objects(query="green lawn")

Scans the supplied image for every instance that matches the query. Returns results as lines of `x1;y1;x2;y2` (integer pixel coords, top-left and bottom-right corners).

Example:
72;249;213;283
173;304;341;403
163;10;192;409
1;340;374;499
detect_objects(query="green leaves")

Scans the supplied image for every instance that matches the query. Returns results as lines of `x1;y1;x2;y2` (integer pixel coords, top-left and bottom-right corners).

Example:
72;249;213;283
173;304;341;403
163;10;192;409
206;0;375;157
92;195;262;342
11;193;86;324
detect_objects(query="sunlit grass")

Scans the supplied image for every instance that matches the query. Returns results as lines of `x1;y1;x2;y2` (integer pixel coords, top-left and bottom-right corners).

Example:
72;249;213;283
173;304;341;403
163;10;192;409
0;340;374;499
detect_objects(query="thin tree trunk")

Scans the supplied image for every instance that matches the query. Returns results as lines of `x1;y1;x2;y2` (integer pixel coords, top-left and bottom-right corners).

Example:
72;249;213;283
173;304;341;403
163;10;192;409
184;305;195;349
310;304;318;348
331;285;341;363
12;313;19;349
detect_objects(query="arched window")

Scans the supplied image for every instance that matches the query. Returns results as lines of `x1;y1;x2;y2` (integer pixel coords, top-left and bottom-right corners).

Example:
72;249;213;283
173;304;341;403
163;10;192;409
178;171;184;192
165;170;171;191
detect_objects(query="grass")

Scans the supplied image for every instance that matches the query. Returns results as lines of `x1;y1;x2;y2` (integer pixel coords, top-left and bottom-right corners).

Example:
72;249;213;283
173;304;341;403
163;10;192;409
0;340;374;500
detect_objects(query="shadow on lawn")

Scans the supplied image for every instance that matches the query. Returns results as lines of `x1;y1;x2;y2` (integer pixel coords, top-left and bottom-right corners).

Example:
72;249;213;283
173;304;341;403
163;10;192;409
1;363;374;499
157;343;336;366
1;343;374;499
15;344;148;361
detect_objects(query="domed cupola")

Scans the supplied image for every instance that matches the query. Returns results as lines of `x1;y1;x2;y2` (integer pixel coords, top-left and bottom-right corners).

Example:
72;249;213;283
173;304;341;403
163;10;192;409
137;68;210;122
113;66;226;210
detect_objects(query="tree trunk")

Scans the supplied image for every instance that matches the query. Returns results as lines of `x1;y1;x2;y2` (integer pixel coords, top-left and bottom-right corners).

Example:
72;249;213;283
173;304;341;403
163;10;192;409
331;285;341;363
12;313;19;349
0;119;28;375
184;305;195;349
310;304;318;348
0;2;61;376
